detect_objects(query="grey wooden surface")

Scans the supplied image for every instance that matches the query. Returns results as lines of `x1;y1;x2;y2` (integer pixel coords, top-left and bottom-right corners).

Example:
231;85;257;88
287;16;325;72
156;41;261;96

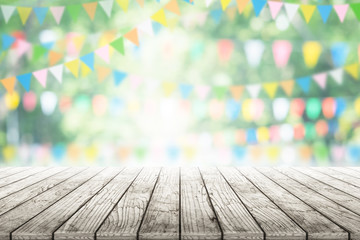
0;167;359;239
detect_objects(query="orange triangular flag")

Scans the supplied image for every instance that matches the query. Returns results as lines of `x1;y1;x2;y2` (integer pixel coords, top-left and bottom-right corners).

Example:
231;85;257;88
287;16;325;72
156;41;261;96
165;0;181;15
136;0;144;7
236;0;250;13
83;2;98;20
0;77;16;93
280;79;294;96
49;51;63;66
124;28;139;46
95;65;111;82
230;85;244;100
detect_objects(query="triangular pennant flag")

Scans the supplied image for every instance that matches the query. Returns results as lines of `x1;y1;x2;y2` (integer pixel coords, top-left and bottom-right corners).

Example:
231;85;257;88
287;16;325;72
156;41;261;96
230;85;244;100
1;76;16;93
137;20;154;36
95;45;110;63
110;37;125;55
49;51;63;66
50;6;65;24
16;39;31;58
268;1;283;19
263;82;278;98
80;52;94;71
296;76;311;93
220;0;232;11
280;79;294;96
33;7;48;25
162;82;176;96
151;9;167;27
345;63;359;79
1;6;15;23
317;5;332;23
251;0;267;16
33;69;48;88
313;72;327;89
214;86;228;99
300;5;316;23
113;70;127;86
329;68;343;84
65;59;80;78
95;65;111;82
236;0;249;14
350;3;360;21
1;34;15;50
66;4;82;21
206;0;213;7
284;3;299;21
195;85;210;99
179;84;193;98
33;45;48;61
246;84;261;98
17;7;32;25
165;0;181;15
81;62;92;77
99;0;113;17
17;73;32;91
136;0;144;7
334;4;348;22
49;64;64;83
83;2;97;20
116;0;129;12
124;28;139;46
210;9;223;24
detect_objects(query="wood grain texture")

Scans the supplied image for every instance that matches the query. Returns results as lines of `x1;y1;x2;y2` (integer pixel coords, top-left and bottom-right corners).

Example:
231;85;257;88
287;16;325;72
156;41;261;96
181;168;221;240
0;167;47;188
97;168;161;240
238;168;347;240
0;168;104;240
199;167;263;240
258;168;360;239
12;168;123;240
0;167;30;179
138;167;180;240
330;167;360;180
0;168;84;215
219;167;305;240
54;168;141;240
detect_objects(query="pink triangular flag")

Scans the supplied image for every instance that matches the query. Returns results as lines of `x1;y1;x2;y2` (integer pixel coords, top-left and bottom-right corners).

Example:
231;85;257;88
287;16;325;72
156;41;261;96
313;72;327;89
268;1;283;19
50;6;65;24
334;4;348;22
95;45;110;63
33;69;48;87
195;85;210;100
16;39;31;58
129;75;143;89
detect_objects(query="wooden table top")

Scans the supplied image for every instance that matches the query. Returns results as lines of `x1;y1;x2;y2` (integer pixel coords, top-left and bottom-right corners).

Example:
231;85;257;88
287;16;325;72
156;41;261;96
0;167;359;240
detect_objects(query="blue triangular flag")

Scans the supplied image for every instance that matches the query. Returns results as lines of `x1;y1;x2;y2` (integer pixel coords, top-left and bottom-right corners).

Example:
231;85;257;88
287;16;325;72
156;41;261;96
16;73;32;92
183;0;194;4
210;9;222;24
296;76;311;93
42;42;55;50
252;0;267;17
179;84;193;98
113;70;127;86
2;34;15;50
331;43;349;67
317;5;332;23
80;52;94;71
34;7;48;25
226;99;241;121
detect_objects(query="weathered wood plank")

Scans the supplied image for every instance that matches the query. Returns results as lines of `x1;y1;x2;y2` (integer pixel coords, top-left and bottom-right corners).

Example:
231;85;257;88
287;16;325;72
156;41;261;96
0;168;104;240
11;168;123;240
0;167;30;179
54;168;141;240
97;168;161;240
219;167;305;240
315;167;360;185
258;168;360;239
0;167;46;187
238;168;347;240
138;167;179;240
181;168;221;240
0;168;85;215
199;167;263;240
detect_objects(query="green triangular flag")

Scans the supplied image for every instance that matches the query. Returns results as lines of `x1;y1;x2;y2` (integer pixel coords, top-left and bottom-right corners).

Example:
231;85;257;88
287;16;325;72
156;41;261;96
110;37;125;55
214;86;228;99
67;4;82;21
351;3;360;21
33;45;48;61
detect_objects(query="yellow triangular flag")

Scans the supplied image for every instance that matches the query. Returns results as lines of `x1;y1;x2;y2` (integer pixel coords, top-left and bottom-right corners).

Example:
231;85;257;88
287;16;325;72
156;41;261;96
165;0;181;15
81;62;92;77
280;79;294;96
345;63;359;80
300;5;316;23
263;82;278;98
162;82;176;97
168;17;179;30
65;59;80;78
303;41;322;68
221;0;232;10
0;77;16;94
116;0;129;12
151;8;167;27
17;7;32;25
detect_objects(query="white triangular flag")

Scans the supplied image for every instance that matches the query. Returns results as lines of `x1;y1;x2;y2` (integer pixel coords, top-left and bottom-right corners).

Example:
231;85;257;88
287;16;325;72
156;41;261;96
1;6;15;23
99;0;113;17
49;64;64;83
246;84;261;98
329;68;343;85
137;19;154;36
206;0;213;7
284;3;299;21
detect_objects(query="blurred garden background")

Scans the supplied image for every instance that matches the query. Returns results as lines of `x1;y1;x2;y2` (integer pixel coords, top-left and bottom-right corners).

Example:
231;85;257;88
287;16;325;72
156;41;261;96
1;0;360;166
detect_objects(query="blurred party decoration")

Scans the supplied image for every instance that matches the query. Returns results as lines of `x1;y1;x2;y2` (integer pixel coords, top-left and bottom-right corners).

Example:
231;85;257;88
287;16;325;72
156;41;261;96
244;40;264;67
272;40;292;68
40;91;57;115
303;41;322;68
